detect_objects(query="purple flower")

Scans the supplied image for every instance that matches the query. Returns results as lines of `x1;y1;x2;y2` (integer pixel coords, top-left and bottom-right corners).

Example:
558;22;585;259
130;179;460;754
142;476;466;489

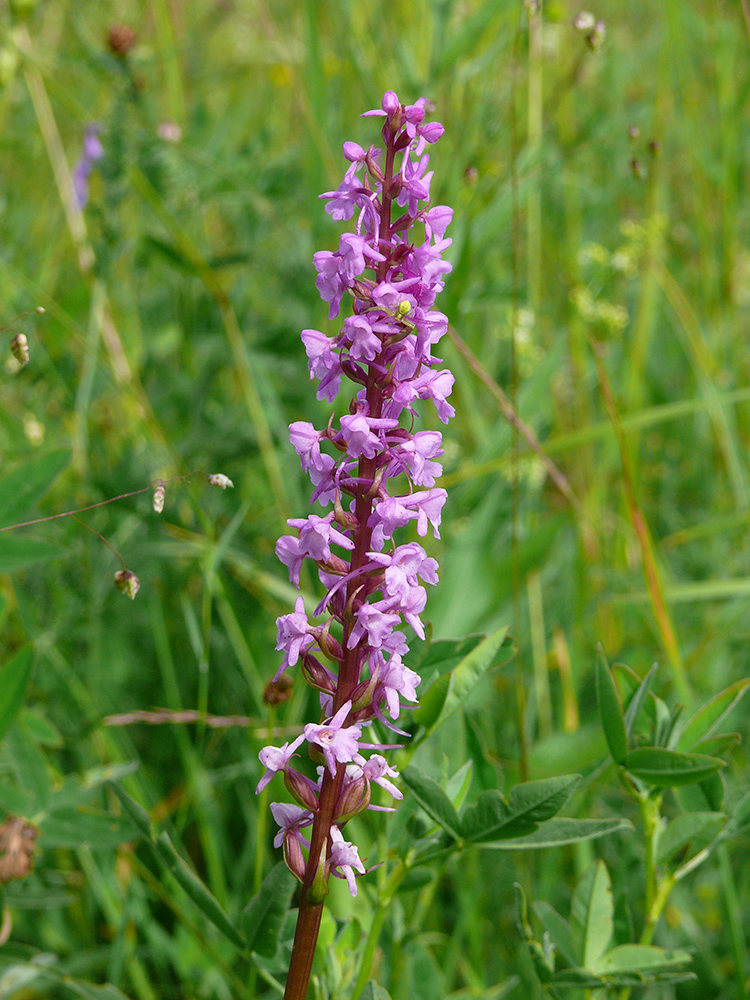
274;596;314;672
357;754;403;799
256;731;306;793
258;91;453;896
304;700;362;776
329;826;366;896
72;124;104;209
270;802;313;849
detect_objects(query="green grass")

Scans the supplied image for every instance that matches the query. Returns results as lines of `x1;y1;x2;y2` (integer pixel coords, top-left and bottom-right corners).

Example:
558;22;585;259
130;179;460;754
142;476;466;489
1;1;749;998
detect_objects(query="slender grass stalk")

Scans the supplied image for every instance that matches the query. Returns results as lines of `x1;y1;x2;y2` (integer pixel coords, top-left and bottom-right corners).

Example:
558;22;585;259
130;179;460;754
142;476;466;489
591;338;691;705
717;843;749;1000
150;0;186;124
526;0;543;321
128;167;294;531
528;571;551;739
77;846;159;1000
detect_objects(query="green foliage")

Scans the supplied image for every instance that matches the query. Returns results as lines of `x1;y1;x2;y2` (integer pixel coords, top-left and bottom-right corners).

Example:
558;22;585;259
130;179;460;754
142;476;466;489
1;1;749;998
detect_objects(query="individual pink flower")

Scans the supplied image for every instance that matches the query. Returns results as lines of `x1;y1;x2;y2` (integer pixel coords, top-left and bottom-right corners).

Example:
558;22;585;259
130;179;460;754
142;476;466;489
329;826;366;896
256;732;306;793
304;700;362;777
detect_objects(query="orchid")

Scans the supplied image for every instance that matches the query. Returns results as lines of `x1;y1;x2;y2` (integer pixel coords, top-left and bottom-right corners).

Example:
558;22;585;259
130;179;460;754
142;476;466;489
256;90;452;1000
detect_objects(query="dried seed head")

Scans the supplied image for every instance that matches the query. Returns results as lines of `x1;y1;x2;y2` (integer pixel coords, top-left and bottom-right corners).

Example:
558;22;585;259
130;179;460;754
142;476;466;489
114;569;140;600
10;333;29;367
152;482;165;513
208;473;234;490
0;816;39;884
107;23;137;57
263;673;293;705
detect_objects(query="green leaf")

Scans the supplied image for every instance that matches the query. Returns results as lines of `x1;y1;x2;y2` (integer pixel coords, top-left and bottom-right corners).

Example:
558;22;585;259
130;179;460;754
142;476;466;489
693;732;740;757
596;653;628;764
242;862;297;957
571;861;613;968
0;647;33;743
461;775;579;843
39;807;142;849
359;983;393;1000
410;634;486;677
0;535;64;573
476;817;631;849
107;782;245;951
445;760;473;809
623;662;658;738
548;967;693;988
401;766;462;840
533;901;578;968
624;747;725;787
107;782;153;837
676;771;725;813
397;867;434;893
59;982;133;1000
515;884;554;984
0;450;69;528
413;627;513;740
154;830;246;950
4;725;51;813
721;789;750;840
656;812;726;868
19;708;62;748
676;679;750;751
591;944;691;975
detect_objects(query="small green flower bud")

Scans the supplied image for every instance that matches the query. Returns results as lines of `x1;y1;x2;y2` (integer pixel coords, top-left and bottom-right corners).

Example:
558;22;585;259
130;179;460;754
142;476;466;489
307;843;330;905
350;669;379;712
114;569;140;600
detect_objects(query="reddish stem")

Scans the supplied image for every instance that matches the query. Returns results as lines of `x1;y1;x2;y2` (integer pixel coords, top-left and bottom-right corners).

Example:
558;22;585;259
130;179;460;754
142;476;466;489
281;123;397;1000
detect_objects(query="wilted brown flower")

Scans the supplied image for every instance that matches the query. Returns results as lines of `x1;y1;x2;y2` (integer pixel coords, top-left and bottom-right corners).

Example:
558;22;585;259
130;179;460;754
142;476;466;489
0;816;39;883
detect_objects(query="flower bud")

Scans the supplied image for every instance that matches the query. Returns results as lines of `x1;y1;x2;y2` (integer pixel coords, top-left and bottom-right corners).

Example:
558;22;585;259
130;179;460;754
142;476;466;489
208;473;234;490
152;482;165;513
301;653;337;694
334;492;359;531
313;620;344;663
114;569;140;600
282;831;307;883
350;669;379;712
284;767;320;812
334;774;370;824
10;333;29;367
307;843;330;905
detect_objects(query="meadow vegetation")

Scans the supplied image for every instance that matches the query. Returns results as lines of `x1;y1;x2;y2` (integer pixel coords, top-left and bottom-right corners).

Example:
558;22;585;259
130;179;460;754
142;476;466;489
1;1;749;998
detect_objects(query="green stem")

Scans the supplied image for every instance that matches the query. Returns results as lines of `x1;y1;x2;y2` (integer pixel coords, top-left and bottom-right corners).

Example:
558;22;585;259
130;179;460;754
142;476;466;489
717;843;749;1000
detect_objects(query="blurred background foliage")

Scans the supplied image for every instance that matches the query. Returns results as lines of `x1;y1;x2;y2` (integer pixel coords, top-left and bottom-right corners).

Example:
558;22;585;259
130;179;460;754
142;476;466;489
0;0;749;997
